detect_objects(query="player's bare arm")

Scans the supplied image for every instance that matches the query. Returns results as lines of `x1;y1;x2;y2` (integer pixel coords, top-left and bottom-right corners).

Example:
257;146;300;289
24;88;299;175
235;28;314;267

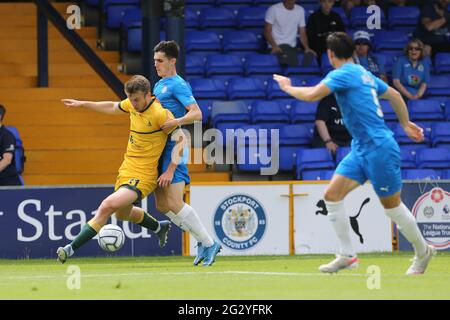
160;103;202;131
61;99;122;115
273;74;331;101
380;86;424;143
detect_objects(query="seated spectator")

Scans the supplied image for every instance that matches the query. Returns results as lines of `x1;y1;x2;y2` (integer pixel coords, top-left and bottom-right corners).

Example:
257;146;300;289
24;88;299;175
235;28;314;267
413;0;450;57
307;0;346;59
0;105;22;186
352;30;388;83
311;95;352;155
392;39;430;101
264;0;317;67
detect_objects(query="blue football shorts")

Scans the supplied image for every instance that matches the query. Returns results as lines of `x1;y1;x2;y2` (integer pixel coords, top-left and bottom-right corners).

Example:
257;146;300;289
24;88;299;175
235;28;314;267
158;139;190;185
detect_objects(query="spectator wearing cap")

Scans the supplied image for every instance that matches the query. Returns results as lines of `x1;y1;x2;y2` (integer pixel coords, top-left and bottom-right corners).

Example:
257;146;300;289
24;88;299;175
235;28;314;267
392;39;430;101
307;0;346;59
352;31;388;83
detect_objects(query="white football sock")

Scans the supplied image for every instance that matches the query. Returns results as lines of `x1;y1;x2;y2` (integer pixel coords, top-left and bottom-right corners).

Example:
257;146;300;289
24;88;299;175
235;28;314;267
168;205;214;247
385;202;427;257
325;200;356;257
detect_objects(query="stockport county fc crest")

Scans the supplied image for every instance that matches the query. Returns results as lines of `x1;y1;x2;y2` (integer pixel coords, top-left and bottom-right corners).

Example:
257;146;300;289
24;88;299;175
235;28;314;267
213;194;266;251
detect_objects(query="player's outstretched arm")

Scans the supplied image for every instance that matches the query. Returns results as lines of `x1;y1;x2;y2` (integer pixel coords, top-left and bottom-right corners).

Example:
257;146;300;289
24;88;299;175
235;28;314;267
160;104;202;131
61;99;122;115
273;74;331;102
380;86;424;143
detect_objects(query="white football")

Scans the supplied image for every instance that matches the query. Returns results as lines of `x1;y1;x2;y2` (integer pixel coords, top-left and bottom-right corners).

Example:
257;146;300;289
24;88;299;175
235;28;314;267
98;224;125;253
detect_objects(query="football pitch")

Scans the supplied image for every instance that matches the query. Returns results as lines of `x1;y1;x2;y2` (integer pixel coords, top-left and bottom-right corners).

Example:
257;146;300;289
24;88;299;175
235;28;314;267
0;252;449;300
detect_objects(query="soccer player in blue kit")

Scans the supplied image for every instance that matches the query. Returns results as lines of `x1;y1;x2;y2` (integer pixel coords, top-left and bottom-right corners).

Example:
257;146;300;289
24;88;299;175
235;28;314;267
274;32;435;275
153;41;221;266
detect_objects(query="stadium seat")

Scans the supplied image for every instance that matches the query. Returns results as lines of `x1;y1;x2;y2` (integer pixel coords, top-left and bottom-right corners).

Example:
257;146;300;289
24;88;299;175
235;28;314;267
236;143;273;172
336;146;351;164
215;121;250;147
408;100;444;121
380;99;397;121
393;123;430;146
442;169;450;179
237;6;266;30
222;30;261;52
416;148;450;169
185;7;200;29
267;77;302;100
216;0;253;7
431;122;450;147
350;6;386;29
186;54;205;76
302;170;335;181
199;7;237;29
205;54;244;77
284;53;321;76
291;101;318;123
244;54;282;77
189;78;227;100
373;31;409;52
296;148;335;179
227;77;266;100
400;148;417;169
104;0;140;29
211;100;250;127
196;99;214;125
427;75;450;97
279;146;306;172
374;52;399;75
388;6;420;33
251;100;290;124
332;7;349;27
402;169;440;180
121;7;141;30
445;101;450;121
185;31;222;53
303;3;319;20
435;53;450;74
5;126;25;175
279;124;312;146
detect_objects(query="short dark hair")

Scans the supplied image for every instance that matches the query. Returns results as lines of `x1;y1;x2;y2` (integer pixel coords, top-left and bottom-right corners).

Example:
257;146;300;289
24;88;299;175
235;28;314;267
153;40;179;60
124;75;151;95
0;104;5;121
326;32;355;59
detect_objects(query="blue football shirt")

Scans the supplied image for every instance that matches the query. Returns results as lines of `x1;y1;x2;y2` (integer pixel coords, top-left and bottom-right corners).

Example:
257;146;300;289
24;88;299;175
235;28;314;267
321;62;392;156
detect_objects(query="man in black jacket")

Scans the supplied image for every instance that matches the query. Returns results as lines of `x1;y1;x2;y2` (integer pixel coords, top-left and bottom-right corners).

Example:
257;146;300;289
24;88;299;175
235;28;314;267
0;104;22;186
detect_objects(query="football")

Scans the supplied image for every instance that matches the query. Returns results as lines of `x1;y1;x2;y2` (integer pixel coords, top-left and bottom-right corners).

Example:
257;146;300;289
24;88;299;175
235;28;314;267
98;224;125;253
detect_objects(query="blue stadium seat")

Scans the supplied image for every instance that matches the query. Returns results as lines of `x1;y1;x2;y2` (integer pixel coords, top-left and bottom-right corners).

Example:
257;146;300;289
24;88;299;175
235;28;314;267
199;7;237;29
302;170;335;181
186;7;200;29
399;144;427;156
279;124;312;146
215;121;250;147
402;169;440;180
416;148;450;169
388;6;420;33
196;99;214;125
336;146;351;164
251;100;290;124
5;126;25;175
445;101;450;121
291;101;318;123
303;3;319;21
237;6;266;29
189;78;227;100
222;30;261;52
205;54;244;77
211;100;250;127
104;0;140;29
216;0;253;7
431;122;450;147
408;99;444;121
185;31;222;53
380;99;396;121
332;7;349;27
350;6;386;29
401;148;417;169
393;123;430;146
435;53;450;74
301;75;322;86
284;53;321;76
296;148;335;179
121;7;141;30
227;77;266;100
244;54;282;77
442;169;450;179
126;28;165;52
266;77;302;100
236;143;273;172
186;54;205;76
373;31;409;52
427;75;450;97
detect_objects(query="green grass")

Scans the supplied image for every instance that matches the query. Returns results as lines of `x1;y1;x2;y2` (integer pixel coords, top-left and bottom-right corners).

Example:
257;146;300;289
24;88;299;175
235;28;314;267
0;252;449;299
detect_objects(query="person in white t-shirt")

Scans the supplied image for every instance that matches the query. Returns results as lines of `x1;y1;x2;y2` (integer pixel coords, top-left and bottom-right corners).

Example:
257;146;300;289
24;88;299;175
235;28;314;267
264;0;316;66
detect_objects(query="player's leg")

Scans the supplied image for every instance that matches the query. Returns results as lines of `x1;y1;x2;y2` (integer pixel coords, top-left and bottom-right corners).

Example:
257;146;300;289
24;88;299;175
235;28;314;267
319;150;366;273
57;188;137;263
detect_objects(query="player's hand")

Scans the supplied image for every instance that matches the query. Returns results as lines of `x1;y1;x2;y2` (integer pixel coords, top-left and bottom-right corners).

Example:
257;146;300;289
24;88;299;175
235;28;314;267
61;99;84;108
157;170;174;188
161;118;180;133
403;121;424;143
273;74;292;93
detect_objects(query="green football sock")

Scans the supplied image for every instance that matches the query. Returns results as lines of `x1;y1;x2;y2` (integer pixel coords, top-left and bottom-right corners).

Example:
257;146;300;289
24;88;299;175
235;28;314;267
138;211;160;232
70;223;98;251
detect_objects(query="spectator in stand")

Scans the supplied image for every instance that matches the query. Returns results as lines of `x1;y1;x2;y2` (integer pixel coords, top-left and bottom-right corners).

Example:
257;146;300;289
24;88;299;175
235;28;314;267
0;104;22;186
307;0;346;59
341;0;361;16
392;39;430;101
413;0;450;57
352;30;388;83
264;0;317;67
311;94;352;156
